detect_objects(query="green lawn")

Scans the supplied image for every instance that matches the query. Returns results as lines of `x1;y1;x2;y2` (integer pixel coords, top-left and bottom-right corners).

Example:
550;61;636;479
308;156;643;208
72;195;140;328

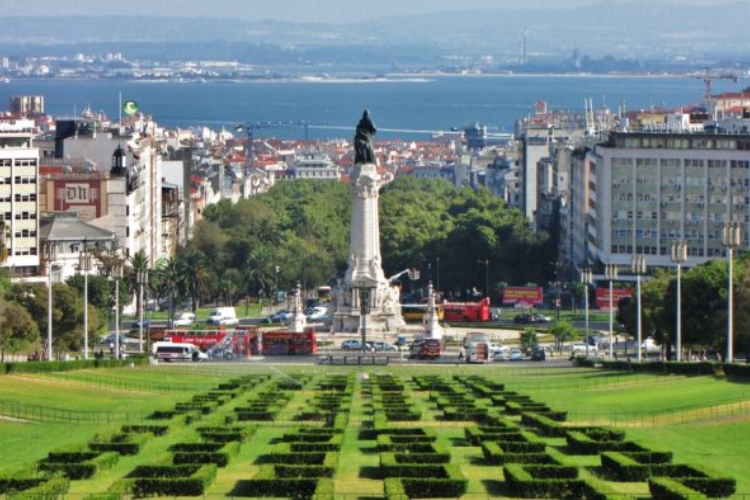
1;363;749;497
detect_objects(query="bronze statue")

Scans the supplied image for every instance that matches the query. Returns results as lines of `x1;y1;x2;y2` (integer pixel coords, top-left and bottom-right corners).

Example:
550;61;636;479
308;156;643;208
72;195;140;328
354;109;377;164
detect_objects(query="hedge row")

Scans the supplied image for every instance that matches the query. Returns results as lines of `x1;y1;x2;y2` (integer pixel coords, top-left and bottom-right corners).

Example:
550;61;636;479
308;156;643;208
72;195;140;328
6;477;70;500
384;474;467;499
125;464;217;497
37;451;119;479
649;477;709;500
172;441;241;467
481;442;557;465
520;412;569;437
89;431;150;456
567;429;646;455
601;452;736;496
504;463;601;499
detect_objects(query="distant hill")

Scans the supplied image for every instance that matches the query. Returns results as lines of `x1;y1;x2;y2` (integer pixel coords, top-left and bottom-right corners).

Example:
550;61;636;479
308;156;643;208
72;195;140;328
0;2;748;67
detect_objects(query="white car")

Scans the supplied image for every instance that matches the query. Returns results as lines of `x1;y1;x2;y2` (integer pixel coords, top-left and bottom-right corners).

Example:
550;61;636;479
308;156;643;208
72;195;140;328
508;348;524;361
171;312;196;327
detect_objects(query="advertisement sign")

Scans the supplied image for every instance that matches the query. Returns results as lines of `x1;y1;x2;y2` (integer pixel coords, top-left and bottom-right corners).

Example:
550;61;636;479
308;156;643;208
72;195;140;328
502;286;544;306
595;287;633;310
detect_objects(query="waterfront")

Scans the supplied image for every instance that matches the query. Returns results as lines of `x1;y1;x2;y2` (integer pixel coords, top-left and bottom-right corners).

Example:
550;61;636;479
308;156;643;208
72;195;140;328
2;74;743;139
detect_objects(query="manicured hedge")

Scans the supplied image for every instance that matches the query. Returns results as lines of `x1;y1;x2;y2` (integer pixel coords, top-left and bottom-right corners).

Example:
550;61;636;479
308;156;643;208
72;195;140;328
504;463;600;499
89;432;150;455
520;412;568;437
129;464;217;497
120;424;169;436
567;429;645;455
37;451;119;479
6;477;70;500
481;442;556;465
649;477;709;500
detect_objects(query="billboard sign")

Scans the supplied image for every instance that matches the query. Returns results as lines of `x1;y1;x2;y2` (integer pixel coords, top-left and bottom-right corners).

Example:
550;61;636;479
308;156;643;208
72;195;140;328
502;286;544;306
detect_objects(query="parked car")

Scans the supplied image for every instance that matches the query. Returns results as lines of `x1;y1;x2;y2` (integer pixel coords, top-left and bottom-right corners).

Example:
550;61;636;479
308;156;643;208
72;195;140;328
171;312;196;327
371;341;398;351
489;343;505;355
508;348;524;361
531;313;551;323
513;313;533;324
265;310;291;324
493;349;510;362
341;340;364;350
530;346;547;361
131;318;152;328
306;307;329;322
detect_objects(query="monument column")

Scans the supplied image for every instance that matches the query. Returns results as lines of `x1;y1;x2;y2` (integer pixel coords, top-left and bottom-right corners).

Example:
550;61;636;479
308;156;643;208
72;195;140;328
332;111;404;335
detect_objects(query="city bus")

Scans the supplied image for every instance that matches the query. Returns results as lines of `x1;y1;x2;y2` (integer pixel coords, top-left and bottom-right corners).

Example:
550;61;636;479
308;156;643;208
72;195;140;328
401;303;444;323
442;297;491;322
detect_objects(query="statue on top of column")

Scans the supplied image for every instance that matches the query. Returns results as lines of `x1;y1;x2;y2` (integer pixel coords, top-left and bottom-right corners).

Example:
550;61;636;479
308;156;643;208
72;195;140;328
354;109;377;165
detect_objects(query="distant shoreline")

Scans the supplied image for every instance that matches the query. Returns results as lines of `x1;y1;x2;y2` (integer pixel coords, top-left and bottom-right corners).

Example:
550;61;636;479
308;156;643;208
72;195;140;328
2;71;716;86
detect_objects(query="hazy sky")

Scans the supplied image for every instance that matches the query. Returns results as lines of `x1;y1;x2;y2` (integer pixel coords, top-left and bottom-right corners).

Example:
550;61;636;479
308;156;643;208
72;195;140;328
4;0;735;24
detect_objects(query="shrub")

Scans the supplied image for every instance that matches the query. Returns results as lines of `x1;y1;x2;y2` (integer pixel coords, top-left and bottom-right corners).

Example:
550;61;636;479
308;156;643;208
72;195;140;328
649;477;708;500
6;477;70;500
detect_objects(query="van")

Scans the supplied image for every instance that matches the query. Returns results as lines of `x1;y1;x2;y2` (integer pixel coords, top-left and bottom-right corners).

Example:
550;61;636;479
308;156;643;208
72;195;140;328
153;341;207;362
205;307;239;326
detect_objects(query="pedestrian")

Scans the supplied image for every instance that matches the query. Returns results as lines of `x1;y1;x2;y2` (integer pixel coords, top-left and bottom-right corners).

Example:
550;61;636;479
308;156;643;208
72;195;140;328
458;346;465;360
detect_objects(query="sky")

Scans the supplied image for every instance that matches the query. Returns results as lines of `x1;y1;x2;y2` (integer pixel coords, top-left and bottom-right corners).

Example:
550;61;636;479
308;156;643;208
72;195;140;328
4;0;736;24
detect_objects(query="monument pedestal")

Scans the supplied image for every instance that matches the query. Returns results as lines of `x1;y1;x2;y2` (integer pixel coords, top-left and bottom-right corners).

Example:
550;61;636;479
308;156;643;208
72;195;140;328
332;163;404;335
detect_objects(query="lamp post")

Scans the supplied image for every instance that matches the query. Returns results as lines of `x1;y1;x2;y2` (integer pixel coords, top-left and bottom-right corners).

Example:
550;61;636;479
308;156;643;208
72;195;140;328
136;268;148;355
478;258;489;298
78;245;92;359
44;240;58;361
358;285;373;354
274;265;280;306
580;268;592;357
631;255;647;363
722;223;741;363
604;264;618;358
111;256;124;359
670;241;687;362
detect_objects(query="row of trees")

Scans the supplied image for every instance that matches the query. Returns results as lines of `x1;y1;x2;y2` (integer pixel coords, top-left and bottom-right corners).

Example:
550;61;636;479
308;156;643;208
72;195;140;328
5;175;745;360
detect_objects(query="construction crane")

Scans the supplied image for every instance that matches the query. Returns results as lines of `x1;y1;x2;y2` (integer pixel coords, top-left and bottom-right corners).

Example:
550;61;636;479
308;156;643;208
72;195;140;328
235;121;323;172
696;67;738;100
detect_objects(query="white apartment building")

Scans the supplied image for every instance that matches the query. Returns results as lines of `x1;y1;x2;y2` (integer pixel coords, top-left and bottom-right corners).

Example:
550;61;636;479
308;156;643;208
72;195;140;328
0;119;40;275
575;130;750;271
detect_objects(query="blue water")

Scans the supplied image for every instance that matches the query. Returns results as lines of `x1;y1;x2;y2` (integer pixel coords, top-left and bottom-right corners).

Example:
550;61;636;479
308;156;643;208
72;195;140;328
1;75;741;140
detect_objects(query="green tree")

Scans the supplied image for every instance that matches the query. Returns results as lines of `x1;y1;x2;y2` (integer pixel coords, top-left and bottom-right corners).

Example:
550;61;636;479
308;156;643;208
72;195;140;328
520;328;539;354
179;246;213;310
0;300;39;361
550;319;576;353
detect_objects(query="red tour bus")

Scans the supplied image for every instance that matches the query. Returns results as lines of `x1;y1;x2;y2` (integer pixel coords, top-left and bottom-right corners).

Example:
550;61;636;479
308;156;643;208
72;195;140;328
441;297;491;322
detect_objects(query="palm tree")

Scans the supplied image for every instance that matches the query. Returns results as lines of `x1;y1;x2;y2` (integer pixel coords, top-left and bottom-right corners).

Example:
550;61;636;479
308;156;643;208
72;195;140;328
178;247;212;311
153;257;181;321
127;250;149;319
243;246;275;302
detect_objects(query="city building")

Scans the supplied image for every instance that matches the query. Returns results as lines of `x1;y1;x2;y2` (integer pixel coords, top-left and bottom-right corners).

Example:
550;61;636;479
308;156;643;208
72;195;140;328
574;128;750;273
0;118;40;277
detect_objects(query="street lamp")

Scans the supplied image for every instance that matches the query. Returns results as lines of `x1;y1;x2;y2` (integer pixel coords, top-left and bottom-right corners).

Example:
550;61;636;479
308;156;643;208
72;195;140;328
631;255;647;363
274;265;280;306
670;241;687;362
111;256;124;359
44;240;58;361
78;245;93;359
137;268;148;355
580;268;592;357
722;223;741;363
478;258;489;298
357;285;374;354
604;264;618;358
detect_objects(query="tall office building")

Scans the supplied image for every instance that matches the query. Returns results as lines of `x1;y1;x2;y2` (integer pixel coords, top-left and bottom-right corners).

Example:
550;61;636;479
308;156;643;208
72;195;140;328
577;128;750;270
0;119;40;275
